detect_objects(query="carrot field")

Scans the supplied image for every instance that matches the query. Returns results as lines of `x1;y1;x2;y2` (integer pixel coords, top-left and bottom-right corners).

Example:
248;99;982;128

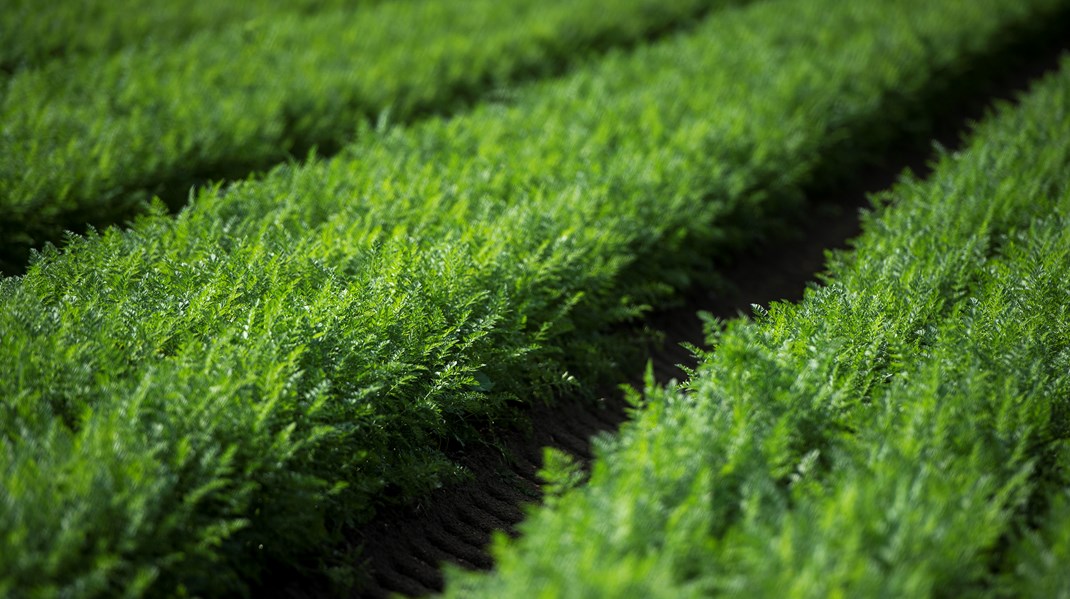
2;0;1069;596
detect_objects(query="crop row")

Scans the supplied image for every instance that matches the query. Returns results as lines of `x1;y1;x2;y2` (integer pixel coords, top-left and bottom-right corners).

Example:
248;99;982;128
2;0;1066;595
0;0;373;76
0;0;723;274
445;56;1070;598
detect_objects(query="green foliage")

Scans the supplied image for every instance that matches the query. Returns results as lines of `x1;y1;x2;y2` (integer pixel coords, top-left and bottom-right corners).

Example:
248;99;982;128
444;56;1070;597
0;0;374;75
1002;483;1070;598
3;0;1067;594
540;448;586;505
0;0;721;273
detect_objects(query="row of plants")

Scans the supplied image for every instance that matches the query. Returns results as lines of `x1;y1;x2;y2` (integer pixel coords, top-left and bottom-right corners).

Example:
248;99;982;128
0;0;727;274
0;0;372;76
2;0;1067;594
445;56;1070;598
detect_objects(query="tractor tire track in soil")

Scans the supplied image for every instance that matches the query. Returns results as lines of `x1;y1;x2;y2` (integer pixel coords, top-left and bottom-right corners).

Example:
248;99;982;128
276;28;1070;599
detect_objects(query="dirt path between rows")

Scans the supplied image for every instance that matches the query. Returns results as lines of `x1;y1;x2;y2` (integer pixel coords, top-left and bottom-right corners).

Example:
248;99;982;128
275;30;1070;599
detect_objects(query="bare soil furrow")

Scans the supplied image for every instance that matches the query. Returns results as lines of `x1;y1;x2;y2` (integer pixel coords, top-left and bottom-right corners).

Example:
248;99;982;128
454;501;513;535
437;516;494;558
546;431;592;461
369;562;435;598
380;556;438;590
401;534;469;575
423;528;489;571
477;482;532;522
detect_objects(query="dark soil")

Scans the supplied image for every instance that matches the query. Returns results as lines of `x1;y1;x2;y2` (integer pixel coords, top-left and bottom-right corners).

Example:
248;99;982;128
270;21;1070;599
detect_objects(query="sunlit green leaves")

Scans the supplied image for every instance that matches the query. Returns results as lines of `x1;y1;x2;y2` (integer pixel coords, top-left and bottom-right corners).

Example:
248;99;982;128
0;0;722;273
446;55;1070;598
3;0;1067;595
